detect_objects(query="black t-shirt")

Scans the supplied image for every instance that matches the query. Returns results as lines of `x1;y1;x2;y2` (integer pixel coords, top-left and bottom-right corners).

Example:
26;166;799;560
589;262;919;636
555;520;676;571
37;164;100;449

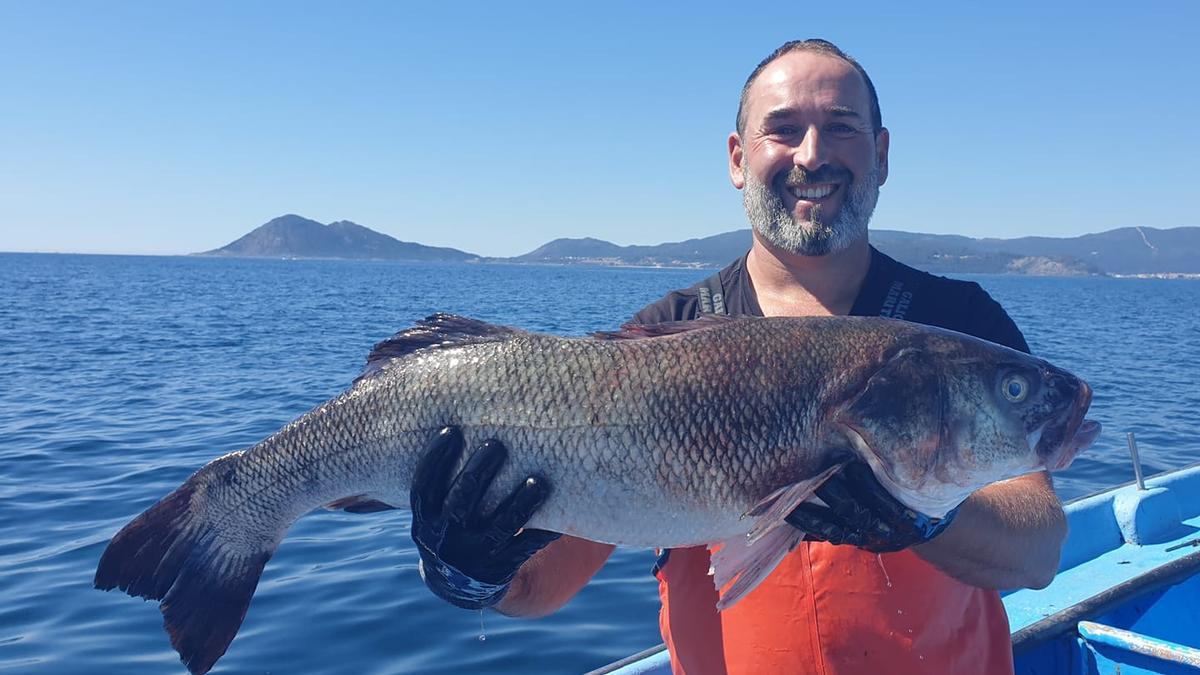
631;247;1030;354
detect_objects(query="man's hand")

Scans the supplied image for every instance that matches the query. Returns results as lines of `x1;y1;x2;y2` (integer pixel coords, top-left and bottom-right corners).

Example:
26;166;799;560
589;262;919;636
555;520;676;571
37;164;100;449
784;462;956;553
410;427;561;610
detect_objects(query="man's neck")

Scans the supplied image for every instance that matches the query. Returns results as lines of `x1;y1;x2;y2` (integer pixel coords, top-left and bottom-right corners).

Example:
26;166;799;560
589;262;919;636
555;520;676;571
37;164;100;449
745;232;872;318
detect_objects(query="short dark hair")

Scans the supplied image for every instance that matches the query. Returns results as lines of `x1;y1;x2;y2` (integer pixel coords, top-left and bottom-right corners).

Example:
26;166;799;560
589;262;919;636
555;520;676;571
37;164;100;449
735;39;882;136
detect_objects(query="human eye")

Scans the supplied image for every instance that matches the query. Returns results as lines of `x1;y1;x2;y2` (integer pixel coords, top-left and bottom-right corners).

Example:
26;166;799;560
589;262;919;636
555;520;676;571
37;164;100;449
827;122;858;137
767;124;799;138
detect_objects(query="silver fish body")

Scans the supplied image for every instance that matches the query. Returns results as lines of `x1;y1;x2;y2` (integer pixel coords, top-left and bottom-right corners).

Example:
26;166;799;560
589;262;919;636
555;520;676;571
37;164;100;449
95;313;1099;674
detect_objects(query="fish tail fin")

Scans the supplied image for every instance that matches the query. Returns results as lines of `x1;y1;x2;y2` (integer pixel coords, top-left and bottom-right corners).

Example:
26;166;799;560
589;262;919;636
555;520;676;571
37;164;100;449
94;454;277;675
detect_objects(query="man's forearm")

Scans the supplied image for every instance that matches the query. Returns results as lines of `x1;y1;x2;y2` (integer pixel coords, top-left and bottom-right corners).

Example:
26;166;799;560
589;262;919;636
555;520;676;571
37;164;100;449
494;536;615;618
914;471;1066;590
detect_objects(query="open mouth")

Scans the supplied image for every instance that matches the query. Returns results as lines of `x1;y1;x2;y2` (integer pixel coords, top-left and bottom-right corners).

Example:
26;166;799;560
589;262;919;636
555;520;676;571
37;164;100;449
1035;380;1100;470
787;183;839;201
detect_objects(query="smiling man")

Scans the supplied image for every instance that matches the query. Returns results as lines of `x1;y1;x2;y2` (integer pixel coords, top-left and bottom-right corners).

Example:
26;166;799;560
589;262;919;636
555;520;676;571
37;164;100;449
736;50;885;264
409;39;1067;675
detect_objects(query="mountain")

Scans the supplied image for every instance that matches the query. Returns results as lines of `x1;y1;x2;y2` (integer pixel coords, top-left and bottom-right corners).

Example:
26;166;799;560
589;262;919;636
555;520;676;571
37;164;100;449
197;214;1200;275
511;231;751;268
517;237;629;261
970;227;1200;275
197;214;478;261
867;230;1105;275
510;226;1200;276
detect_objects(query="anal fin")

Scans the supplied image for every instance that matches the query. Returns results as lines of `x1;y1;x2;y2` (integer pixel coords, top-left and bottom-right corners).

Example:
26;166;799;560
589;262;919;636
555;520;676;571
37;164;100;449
709;462;845;610
709;526;806;610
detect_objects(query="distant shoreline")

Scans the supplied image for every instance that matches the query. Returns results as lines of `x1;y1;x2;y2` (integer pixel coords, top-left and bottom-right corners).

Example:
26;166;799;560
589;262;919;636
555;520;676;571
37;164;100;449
1108;272;1200;280
5;251;1200;278
193;215;1200;278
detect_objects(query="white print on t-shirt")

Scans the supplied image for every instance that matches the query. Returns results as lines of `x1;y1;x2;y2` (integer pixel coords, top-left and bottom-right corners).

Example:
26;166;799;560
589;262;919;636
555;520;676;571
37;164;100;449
879;281;913;320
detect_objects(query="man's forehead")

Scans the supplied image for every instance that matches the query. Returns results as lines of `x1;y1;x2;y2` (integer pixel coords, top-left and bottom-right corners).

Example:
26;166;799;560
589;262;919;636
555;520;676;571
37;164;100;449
746;51;871;120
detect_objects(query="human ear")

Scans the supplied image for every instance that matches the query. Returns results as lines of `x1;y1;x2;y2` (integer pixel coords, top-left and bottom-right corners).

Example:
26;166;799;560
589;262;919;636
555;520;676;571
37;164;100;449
728;132;745;189
875;127;890;187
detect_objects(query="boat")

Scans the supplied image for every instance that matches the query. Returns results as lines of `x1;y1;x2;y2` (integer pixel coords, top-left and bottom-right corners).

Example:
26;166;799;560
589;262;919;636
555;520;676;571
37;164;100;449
590;455;1200;674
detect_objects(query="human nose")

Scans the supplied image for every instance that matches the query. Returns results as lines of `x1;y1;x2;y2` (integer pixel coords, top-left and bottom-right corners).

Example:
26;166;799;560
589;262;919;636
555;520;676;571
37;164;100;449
792;126;827;171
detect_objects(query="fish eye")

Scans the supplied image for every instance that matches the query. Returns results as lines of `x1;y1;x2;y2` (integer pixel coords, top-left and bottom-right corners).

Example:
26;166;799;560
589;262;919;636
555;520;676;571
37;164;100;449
1001;374;1030;403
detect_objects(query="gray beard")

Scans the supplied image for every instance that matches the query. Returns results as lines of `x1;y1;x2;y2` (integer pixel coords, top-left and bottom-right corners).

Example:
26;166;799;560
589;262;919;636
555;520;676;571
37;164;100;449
743;165;881;257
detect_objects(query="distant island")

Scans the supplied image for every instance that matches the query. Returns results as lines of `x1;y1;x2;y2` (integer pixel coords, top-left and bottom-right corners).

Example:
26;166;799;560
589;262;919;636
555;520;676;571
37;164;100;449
197;214;475;263
195;214;1200;277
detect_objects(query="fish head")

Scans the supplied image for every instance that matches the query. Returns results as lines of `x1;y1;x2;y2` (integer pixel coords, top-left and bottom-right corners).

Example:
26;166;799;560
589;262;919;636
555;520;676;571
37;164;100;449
831;330;1100;517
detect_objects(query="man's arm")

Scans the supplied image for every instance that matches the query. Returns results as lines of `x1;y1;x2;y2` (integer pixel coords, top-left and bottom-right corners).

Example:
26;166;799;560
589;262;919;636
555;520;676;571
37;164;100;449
914;471;1066;590
495;535;615;618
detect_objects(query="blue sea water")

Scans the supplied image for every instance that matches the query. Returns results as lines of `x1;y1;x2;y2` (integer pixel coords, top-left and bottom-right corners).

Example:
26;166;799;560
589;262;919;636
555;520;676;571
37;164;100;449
1;252;1197;674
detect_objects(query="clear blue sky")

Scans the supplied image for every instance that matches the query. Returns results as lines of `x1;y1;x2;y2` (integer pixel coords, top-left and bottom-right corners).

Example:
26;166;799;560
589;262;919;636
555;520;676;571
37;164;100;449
1;1;1196;257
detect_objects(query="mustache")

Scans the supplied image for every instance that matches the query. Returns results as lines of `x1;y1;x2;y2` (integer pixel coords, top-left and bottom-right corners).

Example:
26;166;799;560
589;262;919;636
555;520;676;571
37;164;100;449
777;165;853;187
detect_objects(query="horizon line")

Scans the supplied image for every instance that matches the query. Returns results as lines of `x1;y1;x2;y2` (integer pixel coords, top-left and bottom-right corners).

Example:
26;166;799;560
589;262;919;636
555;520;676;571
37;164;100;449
4;223;1197;259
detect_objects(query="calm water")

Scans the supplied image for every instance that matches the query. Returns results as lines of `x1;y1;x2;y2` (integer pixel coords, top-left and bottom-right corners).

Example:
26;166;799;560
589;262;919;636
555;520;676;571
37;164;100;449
1;253;1197;674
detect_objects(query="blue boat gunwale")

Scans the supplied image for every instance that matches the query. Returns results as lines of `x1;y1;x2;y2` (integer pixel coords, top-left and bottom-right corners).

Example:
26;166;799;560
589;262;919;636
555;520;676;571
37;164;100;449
1065;461;1200;502
1010;548;1200;654
588;644;669;675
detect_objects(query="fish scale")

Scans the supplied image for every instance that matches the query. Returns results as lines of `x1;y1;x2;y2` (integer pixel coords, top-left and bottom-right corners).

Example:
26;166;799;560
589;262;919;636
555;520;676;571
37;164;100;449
94;313;1098;675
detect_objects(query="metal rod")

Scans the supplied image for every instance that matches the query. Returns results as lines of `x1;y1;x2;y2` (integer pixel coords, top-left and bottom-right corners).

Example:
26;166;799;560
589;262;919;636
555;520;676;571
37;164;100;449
1165;538;1200;553
1127;432;1147;490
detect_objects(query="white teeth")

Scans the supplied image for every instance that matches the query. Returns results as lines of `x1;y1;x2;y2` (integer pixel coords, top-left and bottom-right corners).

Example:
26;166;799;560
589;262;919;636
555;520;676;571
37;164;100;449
789;185;835;200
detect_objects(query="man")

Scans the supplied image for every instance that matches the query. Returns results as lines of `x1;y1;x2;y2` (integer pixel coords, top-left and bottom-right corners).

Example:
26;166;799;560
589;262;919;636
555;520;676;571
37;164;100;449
410;40;1067;674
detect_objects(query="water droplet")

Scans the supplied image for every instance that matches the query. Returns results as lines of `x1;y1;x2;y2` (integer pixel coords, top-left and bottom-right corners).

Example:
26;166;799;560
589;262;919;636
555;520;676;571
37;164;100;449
478;610;487;642
876;554;893;588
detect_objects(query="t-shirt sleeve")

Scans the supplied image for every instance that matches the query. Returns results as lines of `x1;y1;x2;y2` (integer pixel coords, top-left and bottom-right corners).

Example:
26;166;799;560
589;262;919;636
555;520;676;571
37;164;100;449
962;284;1031;354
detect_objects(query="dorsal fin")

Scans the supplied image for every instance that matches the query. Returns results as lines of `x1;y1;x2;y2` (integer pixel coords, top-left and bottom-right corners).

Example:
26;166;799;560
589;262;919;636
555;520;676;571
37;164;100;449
357;313;524;383
591;314;739;341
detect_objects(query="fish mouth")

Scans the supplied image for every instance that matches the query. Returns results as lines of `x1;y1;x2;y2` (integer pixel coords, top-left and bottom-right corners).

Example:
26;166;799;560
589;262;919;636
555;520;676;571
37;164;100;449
1036;379;1100;470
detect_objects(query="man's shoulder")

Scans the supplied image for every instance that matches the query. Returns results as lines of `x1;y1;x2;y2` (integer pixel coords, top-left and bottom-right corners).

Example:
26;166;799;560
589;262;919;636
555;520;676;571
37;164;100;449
867;248;1030;353
631;287;704;325
630;256;747;325
873;248;985;300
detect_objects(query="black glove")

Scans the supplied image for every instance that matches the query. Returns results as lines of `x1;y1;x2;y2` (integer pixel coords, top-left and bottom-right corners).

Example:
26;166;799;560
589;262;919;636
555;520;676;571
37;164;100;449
410;427;561;610
784;462;958;553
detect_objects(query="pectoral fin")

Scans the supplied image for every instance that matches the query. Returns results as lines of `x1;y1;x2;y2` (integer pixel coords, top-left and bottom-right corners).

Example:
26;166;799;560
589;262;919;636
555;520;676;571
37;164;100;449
325;495;397;514
708;463;845;609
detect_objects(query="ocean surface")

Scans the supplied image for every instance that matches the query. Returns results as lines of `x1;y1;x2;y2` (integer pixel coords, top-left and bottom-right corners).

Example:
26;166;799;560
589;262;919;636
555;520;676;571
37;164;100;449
1;252;1197;674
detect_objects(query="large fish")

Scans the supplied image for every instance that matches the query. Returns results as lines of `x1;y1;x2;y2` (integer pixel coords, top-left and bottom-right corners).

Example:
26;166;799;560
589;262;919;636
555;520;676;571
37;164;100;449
95;313;1099;674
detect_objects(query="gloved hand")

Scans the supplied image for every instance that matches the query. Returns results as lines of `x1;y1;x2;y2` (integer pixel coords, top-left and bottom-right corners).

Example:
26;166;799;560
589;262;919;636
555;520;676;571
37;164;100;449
410;427;561;610
785;462;958;553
